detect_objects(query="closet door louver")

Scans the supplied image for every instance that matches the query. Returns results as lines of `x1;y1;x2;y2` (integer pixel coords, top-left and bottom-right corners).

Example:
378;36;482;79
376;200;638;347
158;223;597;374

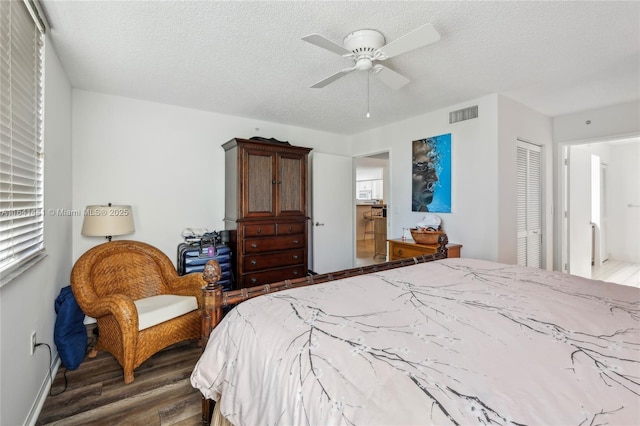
517;141;542;268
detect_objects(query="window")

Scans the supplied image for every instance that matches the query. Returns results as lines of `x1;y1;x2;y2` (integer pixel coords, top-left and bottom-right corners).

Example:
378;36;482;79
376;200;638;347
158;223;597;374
356;180;383;201
0;0;46;285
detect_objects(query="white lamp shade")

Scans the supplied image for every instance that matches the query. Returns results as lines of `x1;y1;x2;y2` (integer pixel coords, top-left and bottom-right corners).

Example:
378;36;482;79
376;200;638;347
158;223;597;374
81;205;135;238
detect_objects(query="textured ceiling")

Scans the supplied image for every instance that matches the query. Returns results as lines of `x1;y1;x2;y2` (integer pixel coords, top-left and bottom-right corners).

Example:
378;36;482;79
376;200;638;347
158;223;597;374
41;1;640;135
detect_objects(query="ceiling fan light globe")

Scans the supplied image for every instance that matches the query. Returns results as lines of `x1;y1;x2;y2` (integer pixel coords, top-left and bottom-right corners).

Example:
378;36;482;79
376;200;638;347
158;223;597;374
355;58;373;71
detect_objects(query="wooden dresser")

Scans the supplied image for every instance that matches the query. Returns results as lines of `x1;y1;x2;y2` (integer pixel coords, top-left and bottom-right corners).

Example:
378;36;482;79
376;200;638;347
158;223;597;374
388;238;462;261
223;138;312;288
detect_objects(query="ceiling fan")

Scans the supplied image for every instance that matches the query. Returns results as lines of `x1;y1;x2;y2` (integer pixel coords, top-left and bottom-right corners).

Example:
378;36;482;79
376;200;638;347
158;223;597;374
302;23;441;90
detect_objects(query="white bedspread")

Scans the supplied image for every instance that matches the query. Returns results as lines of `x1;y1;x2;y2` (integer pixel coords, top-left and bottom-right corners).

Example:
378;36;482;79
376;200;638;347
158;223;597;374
191;258;640;425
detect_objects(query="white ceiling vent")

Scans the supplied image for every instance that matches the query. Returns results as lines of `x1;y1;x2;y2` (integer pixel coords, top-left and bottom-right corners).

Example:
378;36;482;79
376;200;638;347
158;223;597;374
449;105;478;124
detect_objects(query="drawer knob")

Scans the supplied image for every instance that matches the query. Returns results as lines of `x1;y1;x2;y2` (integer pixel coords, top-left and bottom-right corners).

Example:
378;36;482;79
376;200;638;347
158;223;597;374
251;278;257;284
288;226;293;231
398;249;403;255
251;243;258;248
293;240;299;244
293;255;298;260
257;228;262;234
292;271;298;276
251;260;257;265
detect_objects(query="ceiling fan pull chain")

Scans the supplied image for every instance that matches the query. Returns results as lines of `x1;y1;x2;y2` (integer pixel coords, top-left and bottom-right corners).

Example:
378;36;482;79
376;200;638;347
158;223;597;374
366;72;371;118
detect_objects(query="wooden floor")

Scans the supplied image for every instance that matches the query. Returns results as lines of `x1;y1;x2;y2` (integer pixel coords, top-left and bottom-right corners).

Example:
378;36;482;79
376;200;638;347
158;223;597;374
592;259;640;288
36;328;203;426
356;238;386;267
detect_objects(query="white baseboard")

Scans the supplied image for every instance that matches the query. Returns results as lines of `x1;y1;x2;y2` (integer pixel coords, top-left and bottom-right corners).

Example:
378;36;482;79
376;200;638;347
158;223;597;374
25;354;60;426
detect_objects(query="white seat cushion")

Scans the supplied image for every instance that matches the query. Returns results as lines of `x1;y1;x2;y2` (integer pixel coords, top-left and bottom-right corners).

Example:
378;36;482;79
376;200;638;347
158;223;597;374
134;295;198;331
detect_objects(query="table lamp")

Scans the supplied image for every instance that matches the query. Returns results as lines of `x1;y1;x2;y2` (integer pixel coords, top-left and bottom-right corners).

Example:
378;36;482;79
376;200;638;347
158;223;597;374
81;204;135;241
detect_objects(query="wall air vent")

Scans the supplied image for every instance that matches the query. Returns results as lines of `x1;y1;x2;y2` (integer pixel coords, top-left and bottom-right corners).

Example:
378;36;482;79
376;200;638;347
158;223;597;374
449;105;478;124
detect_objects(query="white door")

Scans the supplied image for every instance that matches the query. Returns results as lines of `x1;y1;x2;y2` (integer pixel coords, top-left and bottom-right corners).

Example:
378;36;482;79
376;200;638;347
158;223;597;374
600;163;608;262
568;146;592;278
311;152;354;274
516;141;542;268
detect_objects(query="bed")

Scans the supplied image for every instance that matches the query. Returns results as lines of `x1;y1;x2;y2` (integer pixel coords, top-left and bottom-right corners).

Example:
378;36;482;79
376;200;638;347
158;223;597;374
191;239;640;425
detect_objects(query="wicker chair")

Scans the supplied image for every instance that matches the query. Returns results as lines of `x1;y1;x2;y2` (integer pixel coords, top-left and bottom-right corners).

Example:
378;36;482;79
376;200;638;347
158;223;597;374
71;240;205;384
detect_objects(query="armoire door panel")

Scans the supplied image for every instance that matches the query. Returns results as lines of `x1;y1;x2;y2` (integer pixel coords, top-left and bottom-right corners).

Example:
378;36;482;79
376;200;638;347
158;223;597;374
278;154;306;216
244;150;275;217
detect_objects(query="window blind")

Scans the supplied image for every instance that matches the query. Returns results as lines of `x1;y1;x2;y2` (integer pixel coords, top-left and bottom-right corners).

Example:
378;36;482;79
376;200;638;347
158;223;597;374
0;0;45;285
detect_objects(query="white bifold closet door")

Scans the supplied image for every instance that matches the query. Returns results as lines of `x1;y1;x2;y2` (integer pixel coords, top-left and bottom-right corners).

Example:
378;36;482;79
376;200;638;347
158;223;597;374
517;140;542;268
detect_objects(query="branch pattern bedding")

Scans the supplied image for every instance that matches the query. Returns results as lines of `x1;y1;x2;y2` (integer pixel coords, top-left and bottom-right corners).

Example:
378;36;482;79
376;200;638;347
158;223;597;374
191;258;640;425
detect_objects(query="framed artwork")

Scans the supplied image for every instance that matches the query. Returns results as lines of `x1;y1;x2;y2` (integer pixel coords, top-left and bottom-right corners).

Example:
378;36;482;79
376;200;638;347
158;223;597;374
412;133;451;213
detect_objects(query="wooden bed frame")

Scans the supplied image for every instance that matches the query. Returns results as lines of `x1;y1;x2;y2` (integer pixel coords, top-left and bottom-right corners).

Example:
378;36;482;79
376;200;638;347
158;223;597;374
198;234;449;424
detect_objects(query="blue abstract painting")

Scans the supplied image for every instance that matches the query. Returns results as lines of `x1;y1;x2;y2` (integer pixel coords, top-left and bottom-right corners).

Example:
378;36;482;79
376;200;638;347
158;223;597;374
411;133;452;213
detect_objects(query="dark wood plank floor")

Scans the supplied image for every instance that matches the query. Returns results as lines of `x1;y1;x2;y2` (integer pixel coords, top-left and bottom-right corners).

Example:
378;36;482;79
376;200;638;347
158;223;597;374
36;326;203;426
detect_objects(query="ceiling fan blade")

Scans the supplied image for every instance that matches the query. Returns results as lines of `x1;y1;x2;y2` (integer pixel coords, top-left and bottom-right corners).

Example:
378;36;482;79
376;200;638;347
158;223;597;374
311;68;354;88
372;65;410;90
302;34;352;56
377;23;441;59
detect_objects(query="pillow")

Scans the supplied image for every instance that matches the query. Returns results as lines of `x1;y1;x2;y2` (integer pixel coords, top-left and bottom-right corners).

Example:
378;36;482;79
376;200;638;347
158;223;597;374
54;286;87;370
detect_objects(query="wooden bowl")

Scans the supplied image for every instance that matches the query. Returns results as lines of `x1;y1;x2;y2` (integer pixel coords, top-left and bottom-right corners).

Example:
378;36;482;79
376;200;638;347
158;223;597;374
410;228;442;245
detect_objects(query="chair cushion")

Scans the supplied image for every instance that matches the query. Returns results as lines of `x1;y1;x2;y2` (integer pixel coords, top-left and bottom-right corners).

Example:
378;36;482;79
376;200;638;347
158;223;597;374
134;295;198;331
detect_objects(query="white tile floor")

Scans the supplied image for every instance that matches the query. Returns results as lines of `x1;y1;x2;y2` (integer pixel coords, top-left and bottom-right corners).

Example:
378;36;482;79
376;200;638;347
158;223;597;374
592;259;640;288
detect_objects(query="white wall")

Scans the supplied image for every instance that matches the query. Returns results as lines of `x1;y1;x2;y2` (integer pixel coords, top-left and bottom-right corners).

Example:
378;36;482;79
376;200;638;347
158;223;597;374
352;94;553;268
355;157;385;180
496;95;554;268
71;91;351;263
0;39;73;426
349;94;553;265
350;95;501;261
608;142;640;262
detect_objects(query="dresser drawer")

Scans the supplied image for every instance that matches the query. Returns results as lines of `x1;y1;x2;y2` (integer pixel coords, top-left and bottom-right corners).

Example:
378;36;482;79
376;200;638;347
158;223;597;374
242;265;305;287
243;223;277;237
388;239;462;261
243;249;304;272
244;234;304;253
390;244;437;260
276;221;305;235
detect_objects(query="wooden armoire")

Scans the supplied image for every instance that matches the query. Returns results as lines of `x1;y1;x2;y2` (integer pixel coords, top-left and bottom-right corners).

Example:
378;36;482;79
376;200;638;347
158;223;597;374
222;138;312;289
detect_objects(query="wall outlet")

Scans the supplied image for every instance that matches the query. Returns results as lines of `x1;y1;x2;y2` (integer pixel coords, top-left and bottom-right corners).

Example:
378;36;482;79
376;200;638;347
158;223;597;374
30;331;36;356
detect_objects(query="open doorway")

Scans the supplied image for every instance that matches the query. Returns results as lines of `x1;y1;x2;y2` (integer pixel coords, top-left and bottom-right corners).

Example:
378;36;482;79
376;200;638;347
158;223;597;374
355;152;389;266
562;137;640;287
